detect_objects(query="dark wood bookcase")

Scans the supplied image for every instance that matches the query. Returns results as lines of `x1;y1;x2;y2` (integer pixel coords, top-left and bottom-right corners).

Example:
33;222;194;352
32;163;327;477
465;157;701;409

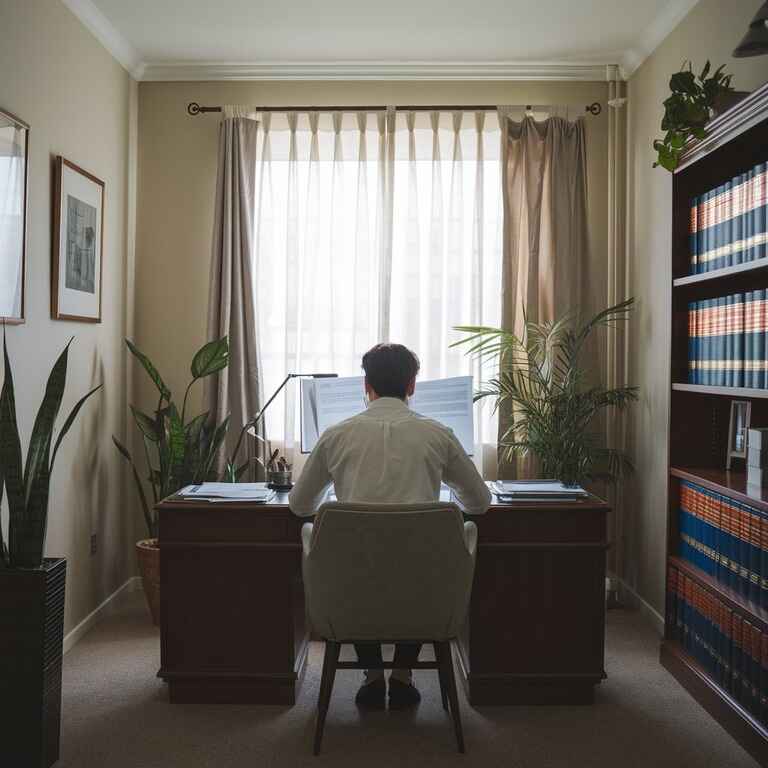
662;82;768;766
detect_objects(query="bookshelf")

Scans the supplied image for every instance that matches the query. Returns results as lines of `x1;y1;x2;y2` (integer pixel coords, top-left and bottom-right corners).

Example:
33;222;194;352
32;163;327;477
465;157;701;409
663;81;768;767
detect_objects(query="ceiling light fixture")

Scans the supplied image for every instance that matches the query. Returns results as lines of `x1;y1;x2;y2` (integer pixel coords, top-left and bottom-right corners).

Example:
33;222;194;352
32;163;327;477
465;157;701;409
733;1;768;57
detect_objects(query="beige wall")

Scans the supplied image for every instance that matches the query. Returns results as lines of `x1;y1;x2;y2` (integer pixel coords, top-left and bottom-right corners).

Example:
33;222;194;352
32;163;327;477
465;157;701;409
135;79;609;425
625;0;768;616
0;0;134;635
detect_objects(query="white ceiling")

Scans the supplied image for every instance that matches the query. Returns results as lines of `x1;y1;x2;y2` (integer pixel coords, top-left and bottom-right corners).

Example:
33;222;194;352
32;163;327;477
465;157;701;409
62;0;702;81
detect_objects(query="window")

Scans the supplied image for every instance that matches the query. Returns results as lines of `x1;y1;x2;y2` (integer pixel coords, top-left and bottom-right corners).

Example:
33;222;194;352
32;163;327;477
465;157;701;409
253;110;503;471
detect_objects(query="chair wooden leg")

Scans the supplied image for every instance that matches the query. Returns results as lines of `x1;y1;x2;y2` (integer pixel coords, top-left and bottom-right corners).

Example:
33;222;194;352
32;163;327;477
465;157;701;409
436;641;465;753
314;640;341;755
434;642;449;711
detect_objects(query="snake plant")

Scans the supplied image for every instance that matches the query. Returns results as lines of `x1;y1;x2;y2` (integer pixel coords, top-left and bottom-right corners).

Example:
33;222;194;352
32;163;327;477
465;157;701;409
0;334;101;568
452;299;638;486
113;336;231;538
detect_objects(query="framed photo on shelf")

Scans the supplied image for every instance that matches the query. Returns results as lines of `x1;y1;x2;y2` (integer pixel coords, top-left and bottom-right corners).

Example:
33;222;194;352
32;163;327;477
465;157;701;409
726;399;751;470
52;156;104;322
0;107;29;324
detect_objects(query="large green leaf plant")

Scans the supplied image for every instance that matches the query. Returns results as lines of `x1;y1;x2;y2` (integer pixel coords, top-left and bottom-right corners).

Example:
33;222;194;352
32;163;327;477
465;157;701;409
0;334;101;568
113;337;230;539
452;299;638;487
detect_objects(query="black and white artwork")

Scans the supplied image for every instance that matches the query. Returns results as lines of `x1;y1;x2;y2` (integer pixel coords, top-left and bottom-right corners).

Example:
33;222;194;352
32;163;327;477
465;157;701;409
65;195;97;294
53;157;104;322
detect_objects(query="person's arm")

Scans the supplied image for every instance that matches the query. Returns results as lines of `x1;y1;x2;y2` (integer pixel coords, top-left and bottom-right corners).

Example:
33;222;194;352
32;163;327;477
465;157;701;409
288;439;332;517
443;434;491;515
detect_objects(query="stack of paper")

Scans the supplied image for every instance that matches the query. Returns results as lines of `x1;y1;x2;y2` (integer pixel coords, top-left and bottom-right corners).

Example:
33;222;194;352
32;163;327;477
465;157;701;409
489;480;588;501
177;483;276;503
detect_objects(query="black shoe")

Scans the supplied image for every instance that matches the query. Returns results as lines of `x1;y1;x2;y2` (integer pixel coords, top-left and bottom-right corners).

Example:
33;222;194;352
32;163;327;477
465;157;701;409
388;678;422;709
355;677;386;710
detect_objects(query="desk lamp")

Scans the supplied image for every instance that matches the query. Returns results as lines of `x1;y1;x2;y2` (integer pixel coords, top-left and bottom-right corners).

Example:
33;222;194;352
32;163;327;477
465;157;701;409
226;372;337;482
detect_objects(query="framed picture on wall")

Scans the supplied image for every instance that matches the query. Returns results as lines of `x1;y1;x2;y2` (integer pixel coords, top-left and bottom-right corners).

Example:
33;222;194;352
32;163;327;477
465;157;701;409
0;107;30;324
52;156;104;322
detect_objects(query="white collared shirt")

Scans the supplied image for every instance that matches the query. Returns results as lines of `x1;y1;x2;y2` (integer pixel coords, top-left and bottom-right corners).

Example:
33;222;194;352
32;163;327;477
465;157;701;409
289;396;491;517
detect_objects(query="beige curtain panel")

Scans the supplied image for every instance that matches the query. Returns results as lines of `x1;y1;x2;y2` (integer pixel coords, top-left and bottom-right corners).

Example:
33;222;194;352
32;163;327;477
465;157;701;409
497;108;589;478
204;106;262;472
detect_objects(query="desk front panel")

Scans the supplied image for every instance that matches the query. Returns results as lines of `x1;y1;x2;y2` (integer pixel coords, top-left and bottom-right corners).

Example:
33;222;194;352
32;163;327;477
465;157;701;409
158;495;608;705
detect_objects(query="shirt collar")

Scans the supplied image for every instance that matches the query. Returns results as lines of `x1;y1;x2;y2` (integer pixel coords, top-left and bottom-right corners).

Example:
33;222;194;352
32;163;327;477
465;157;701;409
365;396;410;414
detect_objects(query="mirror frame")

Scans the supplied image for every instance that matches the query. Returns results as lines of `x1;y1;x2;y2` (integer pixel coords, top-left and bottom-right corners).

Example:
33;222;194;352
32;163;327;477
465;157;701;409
0;107;29;324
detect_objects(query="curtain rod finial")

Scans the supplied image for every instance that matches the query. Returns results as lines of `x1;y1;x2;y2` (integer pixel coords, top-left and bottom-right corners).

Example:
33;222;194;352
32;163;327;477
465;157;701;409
187;102;202;116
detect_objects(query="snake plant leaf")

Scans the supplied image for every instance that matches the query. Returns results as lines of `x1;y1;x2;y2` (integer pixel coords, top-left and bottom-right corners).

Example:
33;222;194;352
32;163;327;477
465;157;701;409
130;405;160;442
112;435;154;538
23;338;72;508
50;384;103;471
126;339;171;401
1;336;25;564
191;337;229;380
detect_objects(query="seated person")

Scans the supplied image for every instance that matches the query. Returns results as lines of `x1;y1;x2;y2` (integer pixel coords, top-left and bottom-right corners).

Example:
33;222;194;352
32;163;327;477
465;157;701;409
289;343;491;709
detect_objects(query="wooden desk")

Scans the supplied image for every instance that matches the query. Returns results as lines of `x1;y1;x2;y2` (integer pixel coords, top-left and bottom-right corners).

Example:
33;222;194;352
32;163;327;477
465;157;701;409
157;492;609;705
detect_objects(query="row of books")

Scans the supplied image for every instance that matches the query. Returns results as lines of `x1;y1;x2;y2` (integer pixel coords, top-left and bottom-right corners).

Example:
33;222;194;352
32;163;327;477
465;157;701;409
687;291;768;387
678;480;767;608
667;564;767;723
689;161;767;274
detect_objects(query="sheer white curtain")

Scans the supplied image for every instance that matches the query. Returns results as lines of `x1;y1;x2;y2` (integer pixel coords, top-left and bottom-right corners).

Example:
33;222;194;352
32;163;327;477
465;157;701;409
253;110;503;475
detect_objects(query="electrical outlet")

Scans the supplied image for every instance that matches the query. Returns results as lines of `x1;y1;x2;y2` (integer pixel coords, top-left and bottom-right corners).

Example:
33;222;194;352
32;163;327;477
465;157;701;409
90;533;97;556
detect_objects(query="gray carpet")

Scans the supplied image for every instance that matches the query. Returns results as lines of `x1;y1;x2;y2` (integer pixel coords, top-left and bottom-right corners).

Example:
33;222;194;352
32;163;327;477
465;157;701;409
59;590;756;767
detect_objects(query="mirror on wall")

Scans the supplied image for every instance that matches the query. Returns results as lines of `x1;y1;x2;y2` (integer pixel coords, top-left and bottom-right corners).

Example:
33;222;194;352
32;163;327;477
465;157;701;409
0;108;29;323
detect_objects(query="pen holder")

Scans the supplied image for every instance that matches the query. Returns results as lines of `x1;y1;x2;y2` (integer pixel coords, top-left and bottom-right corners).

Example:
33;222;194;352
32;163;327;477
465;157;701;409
268;470;293;490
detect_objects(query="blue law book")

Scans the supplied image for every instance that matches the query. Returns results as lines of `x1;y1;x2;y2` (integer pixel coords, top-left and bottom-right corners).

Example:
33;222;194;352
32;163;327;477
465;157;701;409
726;295;733;387
753;288;766;389
755;162;767;262
745;291;755;388
734;293;745;388
689;195;699;274
732;173;746;266
698;191;710;274
748;505;762;605
718;295;727;387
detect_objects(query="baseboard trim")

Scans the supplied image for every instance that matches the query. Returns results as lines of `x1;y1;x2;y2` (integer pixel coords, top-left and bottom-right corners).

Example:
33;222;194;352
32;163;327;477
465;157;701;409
63;576;142;654
617;578;665;636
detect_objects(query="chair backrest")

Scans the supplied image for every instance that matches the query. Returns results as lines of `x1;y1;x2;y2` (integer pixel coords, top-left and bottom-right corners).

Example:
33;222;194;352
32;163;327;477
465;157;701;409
303;502;476;642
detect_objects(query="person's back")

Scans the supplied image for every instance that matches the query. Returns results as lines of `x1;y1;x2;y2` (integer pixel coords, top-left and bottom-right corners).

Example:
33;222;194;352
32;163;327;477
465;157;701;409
288;343;490;710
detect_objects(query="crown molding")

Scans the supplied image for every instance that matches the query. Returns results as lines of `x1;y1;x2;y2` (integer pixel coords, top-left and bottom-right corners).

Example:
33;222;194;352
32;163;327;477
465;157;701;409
139;61;616;83
61;0;143;78
621;0;702;77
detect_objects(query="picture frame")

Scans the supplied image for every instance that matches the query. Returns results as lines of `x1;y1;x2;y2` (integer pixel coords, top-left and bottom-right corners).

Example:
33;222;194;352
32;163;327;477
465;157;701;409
0;107;30;324
726;399;752;470
52;156;104;322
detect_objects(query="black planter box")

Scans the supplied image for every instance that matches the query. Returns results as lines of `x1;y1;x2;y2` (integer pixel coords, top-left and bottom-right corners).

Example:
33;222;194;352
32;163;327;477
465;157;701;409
0;558;67;768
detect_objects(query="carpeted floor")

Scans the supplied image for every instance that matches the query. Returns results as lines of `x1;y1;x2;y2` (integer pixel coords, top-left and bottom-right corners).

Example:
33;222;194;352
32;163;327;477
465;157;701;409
59;590;756;768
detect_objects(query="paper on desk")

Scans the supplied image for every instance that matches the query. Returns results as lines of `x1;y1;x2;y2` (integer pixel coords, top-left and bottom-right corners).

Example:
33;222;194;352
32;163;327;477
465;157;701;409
490;480;587;496
178;483;274;501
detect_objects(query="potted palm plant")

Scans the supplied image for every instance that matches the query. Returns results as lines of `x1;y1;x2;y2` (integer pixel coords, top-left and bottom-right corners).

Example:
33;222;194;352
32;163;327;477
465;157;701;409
113;336;230;625
0;334;101;768
453;300;638;486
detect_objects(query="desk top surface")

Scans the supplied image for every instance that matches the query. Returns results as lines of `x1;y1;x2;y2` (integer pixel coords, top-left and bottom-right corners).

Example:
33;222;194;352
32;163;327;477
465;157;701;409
157;484;609;513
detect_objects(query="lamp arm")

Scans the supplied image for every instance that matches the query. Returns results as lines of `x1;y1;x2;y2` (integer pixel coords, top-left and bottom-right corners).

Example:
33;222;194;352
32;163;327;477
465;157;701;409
228;374;294;468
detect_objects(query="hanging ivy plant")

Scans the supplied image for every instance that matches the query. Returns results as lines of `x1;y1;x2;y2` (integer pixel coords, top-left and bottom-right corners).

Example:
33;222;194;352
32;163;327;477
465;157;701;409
653;60;734;172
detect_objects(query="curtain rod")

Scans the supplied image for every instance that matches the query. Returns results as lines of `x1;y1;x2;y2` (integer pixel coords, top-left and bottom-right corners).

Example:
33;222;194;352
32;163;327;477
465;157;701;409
186;101;602;116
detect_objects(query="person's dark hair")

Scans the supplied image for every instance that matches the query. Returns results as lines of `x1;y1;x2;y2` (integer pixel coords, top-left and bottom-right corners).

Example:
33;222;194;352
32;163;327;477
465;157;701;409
362;343;420;400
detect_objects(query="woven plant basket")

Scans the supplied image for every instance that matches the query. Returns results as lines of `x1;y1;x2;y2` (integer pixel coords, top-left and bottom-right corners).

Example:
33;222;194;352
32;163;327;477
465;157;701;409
136;539;160;626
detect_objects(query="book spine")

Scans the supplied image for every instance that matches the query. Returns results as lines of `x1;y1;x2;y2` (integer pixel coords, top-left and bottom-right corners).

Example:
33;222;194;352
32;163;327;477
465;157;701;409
747;166;755;263
733;613;744;704
733;172;745;266
749;505;761;605
745;291;754;389
688;301;696;384
762;632;768;723
690;195;698;275
735;293;745;388
726;294;733;388
759;289;767;389
762;508;768;612
756;162;767;262
763;286;768;389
